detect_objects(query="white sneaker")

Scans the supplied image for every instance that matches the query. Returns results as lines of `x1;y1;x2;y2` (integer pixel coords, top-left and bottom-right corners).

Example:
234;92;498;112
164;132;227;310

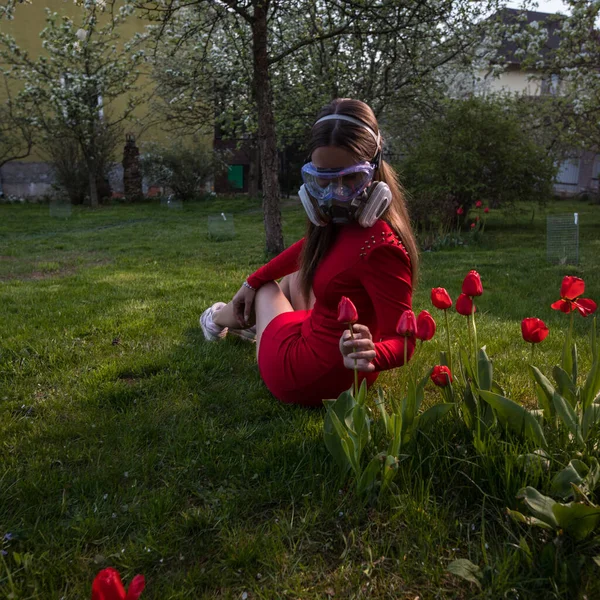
200;302;228;341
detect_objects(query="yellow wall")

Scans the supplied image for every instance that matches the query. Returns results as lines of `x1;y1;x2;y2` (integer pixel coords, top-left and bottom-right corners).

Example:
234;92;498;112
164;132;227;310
0;0;196;161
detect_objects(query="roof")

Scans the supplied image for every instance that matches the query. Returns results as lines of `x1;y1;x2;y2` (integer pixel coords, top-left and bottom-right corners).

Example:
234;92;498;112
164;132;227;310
490;8;564;66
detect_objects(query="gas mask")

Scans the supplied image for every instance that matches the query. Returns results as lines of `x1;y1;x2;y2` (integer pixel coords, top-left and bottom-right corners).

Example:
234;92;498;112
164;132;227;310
298;113;392;228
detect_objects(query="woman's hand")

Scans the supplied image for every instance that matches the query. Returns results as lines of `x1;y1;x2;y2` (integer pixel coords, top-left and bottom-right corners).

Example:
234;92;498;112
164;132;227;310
232;284;256;328
339;323;376;372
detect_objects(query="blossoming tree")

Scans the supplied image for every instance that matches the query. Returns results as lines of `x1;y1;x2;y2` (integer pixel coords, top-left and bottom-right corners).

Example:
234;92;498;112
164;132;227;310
0;0;148;206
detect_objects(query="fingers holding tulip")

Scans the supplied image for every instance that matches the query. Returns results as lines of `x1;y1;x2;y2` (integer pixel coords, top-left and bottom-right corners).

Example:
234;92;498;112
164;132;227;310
339;324;375;371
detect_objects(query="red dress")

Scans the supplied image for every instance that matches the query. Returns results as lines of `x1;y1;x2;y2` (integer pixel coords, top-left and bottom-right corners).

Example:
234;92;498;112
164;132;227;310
247;219;414;406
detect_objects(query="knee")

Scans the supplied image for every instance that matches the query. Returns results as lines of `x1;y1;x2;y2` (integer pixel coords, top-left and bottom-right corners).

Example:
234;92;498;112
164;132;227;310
256;280;281;299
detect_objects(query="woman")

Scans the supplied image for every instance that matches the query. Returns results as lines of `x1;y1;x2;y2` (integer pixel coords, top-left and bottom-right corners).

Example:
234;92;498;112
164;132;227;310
200;98;419;407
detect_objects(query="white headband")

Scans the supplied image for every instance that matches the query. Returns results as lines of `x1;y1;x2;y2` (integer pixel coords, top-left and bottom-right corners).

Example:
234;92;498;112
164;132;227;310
314;114;381;149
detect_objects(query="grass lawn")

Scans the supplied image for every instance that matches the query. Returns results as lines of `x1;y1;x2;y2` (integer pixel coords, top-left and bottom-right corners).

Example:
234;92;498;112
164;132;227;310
1;197;599;599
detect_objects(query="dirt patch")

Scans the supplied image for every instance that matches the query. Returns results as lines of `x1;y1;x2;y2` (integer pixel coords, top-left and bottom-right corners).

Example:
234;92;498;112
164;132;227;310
0;257;112;282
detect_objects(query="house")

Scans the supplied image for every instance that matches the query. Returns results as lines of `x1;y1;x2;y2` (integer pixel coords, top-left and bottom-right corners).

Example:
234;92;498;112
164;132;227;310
464;8;599;197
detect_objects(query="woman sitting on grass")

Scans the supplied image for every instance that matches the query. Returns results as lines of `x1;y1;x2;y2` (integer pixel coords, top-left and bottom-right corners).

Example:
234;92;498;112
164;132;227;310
200;98;419;407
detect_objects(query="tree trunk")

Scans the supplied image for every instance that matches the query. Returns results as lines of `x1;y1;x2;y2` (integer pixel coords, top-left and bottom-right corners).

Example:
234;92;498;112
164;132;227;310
248;141;259;197
252;3;284;255
88;161;99;207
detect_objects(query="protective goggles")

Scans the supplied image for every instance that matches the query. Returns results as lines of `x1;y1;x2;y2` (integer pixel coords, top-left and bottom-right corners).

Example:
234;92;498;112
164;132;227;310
300;161;375;203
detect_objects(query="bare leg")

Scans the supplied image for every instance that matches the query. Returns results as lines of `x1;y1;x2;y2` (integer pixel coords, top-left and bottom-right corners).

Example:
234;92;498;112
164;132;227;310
253;281;294;353
212;300;248;329
213;272;314;331
280;272;315;311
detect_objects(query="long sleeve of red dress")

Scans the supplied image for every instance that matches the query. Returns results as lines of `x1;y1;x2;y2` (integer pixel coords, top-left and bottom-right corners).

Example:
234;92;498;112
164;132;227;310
246;238;305;290
359;242;415;371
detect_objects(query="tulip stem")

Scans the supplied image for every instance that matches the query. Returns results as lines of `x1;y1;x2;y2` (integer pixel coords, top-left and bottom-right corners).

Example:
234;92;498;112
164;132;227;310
444;309;453;374
530;343;535;364
471;302;478;381
349;324;358;397
404;337;408;397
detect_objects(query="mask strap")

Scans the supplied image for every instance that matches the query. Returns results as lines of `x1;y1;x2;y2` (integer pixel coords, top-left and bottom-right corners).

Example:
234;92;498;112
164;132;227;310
313;114;381;151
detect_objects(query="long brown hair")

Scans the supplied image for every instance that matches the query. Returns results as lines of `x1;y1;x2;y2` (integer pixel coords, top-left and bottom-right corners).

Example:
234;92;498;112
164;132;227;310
298;98;419;302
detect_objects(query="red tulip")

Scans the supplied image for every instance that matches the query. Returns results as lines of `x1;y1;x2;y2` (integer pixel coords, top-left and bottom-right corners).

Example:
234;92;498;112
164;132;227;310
470;222;476;229
337;296;358;324
560;276;585;300
484;207;489;214
416;310;436;341
91;568;145;600
475;200;482;208
521;318;549;344
456;293;475;316
456;207;464;215
551;276;597;317
431;365;452;387
462;270;483;297
396;309;417;336
431;287;452;310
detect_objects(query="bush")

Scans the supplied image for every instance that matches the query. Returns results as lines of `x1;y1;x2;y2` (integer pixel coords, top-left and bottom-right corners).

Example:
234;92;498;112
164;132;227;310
141;141;227;201
401;97;557;229
43;125;117;205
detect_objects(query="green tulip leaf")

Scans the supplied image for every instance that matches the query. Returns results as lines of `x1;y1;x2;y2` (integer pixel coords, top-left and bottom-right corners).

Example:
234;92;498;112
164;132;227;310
582;359;600;411
447;559;482;589
388;413;403;457
381;454;398;493
323;390;356;472
477;347;493;392
351;404;370;458
329;410;359;475
479;390;547;448
460;348;475;383
355;377;368;406
402;379;417;439
507;508;555;530
462;383;477;430
562;332;573;383
582;404;600;441
439;350;449;367
553;502;600;541
552;460;589;499
552;391;584;446
517;451;550;475
416;367;433;413
491;380;506;396
553;365;577;407
375;388;390;435
529;366;555;418
517;486;559;528
415;403;454;432
357;453;384;496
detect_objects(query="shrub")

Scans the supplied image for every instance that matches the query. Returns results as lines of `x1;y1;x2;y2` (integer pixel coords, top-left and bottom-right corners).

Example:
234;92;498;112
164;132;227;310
401;97;557;228
141;141;228;201
43;125;118;205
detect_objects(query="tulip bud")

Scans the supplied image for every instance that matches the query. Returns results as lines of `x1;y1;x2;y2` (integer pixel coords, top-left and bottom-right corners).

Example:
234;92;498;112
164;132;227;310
484;207;489;214
396;310;417;336
431;287;452;310
92;568;145;600
431;365;452;387
416;310;436;341
337;296;358;324
462;270;483;297
521;318;549;344
456;293;475;316
475;200;482;208
456;207;464;215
